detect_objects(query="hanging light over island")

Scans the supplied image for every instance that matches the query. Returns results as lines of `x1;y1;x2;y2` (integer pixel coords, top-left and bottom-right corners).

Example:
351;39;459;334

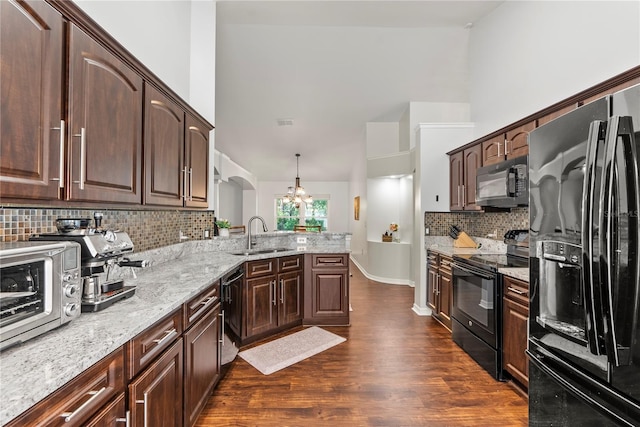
283;153;313;207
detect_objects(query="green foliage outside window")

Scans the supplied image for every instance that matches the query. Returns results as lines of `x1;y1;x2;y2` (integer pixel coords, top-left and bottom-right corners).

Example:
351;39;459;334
275;198;328;231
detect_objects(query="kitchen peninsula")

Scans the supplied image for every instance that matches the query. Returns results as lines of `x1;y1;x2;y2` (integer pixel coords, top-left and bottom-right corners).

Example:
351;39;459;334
0;233;350;426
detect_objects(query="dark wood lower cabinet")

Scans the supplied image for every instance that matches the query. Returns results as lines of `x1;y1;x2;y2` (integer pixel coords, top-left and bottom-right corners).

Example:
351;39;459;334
84;393;127;427
129;338;184;427
502;276;529;389
245;274;278;337
426;251;452;330
184;305;221;427
304;254;350;326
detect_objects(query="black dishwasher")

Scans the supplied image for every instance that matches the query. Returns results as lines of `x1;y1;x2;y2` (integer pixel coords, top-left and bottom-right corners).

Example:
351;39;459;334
221;266;244;342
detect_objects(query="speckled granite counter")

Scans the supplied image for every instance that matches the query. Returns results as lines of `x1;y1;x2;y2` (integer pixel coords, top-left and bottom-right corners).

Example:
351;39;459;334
0;233;350;425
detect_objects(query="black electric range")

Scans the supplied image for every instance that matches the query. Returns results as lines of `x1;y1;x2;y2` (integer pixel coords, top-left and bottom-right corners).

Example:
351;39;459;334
453;252;528;272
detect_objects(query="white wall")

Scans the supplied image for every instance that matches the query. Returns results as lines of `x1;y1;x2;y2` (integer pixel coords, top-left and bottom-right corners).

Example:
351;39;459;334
256;181;350;232
367;177;411;242
469;1;640;137
366;122;399;158
217;180;243;226
74;0;193;102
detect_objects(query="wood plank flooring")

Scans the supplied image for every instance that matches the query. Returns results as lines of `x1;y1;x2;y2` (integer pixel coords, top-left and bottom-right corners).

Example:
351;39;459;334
196;262;528;426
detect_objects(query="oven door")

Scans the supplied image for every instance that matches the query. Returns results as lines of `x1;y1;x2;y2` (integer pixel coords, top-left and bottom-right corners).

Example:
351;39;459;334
451;261;499;347
0;256;55;349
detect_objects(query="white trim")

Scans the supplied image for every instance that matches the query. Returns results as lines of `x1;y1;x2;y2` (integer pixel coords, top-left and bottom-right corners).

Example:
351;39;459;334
412;304;432;316
349;255;413;287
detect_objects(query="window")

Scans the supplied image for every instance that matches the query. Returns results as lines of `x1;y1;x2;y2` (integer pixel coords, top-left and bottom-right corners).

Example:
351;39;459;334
275;198;328;231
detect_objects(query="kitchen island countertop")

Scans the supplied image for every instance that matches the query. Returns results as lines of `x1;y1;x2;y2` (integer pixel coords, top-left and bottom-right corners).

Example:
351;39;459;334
0;240;349;425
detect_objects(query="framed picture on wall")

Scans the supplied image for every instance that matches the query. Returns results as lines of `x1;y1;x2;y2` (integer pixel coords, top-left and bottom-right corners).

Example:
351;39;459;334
354;196;360;220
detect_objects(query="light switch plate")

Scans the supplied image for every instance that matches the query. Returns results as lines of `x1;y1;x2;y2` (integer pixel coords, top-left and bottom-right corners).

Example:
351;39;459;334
297;237;307;244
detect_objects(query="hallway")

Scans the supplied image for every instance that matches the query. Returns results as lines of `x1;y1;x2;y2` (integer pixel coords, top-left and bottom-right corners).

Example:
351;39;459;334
196;262;528;426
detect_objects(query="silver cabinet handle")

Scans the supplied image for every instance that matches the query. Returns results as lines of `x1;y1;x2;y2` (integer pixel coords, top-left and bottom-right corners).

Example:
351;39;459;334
272;280;276;305
115;411;130;426
505;139;511;154
182;167;188;200
60;386;106;422
507;286;527;296
461;184;466;206
152;328;177;347
135;392;149;427
50;120;65;187
188;167;193;201
497;141;502;157
199;296;216;307
72;127;86;190
219;311;225;346
280;279;284;303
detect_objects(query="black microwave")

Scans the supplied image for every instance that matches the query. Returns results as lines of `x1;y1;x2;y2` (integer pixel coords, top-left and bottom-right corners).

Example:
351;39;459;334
476;155;528;208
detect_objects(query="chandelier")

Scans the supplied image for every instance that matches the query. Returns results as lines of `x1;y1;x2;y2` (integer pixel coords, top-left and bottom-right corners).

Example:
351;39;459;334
283;153;313;207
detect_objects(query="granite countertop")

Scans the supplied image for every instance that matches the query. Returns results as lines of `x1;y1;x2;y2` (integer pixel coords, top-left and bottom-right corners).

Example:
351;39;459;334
0;245;347;425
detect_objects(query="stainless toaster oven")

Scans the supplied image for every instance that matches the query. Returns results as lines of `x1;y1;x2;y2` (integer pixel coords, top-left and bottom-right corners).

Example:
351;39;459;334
0;241;82;351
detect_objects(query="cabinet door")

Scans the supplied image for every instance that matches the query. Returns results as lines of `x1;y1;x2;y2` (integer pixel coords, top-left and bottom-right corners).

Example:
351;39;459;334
0;0;64;201
84;393;126;427
462;145;482;211
184;305;221;427
505;121;535;159
278;270;303;326
185;114;209;208
68;25;143;204
449;151;464;211
427;265;438;312
503;298;529;388
481;135;505;166
144;84;185;206
129;338;183;427
310;269;349;318
245;275;277;337
438;273;452;329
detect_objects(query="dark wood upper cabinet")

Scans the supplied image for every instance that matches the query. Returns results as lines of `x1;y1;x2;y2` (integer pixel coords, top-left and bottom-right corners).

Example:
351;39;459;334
505;120;535;159
462;144;482;211
67;24;143;204
144;84;185;206
185;114;209;208
449;152;464;211
0;0;64;201
481;135;505;167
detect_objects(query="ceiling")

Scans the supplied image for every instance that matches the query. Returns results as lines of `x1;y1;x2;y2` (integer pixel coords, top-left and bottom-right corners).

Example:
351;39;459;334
214;1;503;183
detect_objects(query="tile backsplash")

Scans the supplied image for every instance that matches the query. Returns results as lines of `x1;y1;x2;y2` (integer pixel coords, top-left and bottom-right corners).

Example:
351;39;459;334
0;208;216;252
425;208;529;240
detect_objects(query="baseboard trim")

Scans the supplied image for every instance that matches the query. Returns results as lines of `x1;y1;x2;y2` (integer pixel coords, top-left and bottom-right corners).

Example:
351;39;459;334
349;255;414;287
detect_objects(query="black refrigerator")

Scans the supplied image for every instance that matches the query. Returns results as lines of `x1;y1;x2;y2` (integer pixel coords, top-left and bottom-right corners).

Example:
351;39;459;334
528;84;640;426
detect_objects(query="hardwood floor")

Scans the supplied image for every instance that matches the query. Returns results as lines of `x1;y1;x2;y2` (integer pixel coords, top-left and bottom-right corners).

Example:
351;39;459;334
196;262;528;426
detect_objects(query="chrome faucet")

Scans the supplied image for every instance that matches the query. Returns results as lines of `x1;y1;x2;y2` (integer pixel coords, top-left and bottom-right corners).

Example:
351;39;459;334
247;216;268;249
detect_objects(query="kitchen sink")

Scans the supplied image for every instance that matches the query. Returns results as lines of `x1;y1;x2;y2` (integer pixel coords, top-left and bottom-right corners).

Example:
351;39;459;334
230;247;292;256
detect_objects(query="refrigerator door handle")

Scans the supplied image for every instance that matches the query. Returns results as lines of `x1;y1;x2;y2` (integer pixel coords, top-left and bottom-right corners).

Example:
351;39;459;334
582;120;607;355
599;115;640;367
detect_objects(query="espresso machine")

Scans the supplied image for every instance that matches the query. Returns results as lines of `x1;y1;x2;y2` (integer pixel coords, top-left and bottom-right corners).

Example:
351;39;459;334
30;213;148;312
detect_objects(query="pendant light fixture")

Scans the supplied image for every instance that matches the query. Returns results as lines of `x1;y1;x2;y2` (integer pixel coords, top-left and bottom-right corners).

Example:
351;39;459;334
283;153;313;207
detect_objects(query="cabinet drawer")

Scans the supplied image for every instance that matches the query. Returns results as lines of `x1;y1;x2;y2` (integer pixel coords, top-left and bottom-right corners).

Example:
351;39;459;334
427;251;438;268
504;276;529;307
6;347;125;427
439;255;452;276
312;254;348;268
278;255;303;272
246;259;276;278
127;308;183;379
184;281;220;329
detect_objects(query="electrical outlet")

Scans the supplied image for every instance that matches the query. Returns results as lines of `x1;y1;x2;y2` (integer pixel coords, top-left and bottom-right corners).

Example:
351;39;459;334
425;227;430;235
296;246;307;251
296;237;307;244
